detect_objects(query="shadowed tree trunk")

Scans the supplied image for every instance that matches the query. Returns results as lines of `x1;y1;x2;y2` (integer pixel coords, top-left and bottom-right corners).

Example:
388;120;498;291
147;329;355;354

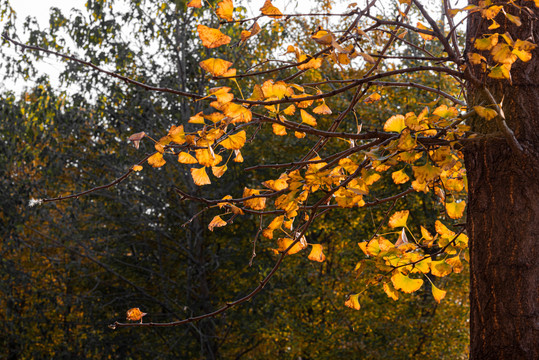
465;1;539;359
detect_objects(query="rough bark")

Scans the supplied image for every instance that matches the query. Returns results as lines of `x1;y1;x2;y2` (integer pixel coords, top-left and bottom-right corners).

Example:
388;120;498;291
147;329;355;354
465;1;539;359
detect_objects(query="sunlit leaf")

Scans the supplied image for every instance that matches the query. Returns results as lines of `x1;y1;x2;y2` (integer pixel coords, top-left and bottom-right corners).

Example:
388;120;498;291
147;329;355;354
344;294;361;310
417;22;435;41
383;282;399;300
474;106;498;120
431;260;453;277
178;152;198;164
220;130;246;150
216;0;233;21
446;256;464;273
308;244;326;262
197;25;231;48
300;109;317;126
391;272;423;293
388;210;409;228
126;308;147;322
504;12;521;26
191;167;211;186
187;0;202;8
474;34;498;51
148;152;166;168
432;283;447;303
364;93;381;104
491;43;517;64
446;200;466;219
208;215;227;231
383;114;406;133
412;163;442;183
200;58;233;76
392;169;410;184
313;102;332;114
276;237;306;255
260;0;282;18
212;164;227;178
489;64;511;80
132;165;143;172
243;188;266;210
240;22;261;43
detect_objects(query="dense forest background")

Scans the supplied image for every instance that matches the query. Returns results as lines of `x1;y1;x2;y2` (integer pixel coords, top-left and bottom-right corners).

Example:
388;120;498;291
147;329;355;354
0;0;469;358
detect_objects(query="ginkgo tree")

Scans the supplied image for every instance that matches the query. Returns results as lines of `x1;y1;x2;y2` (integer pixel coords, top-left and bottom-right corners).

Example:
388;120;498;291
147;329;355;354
3;0;538;359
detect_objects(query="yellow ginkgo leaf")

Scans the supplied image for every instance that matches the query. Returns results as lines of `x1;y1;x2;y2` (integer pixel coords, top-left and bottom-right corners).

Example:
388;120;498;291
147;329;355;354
300;109;317;126
364;93;381;104
132;165;143;172
431;283;447;303
212;164;227;178
215;0;233;21
435;220;455;237
126;308;147;322
412;163;442;183
383;114;406;133
187;0;202;8
276;237;306;255
243;188;266;210
263;173;289;191
392;169;410;184
383;282;399;301
148;152;166;168
417;22;435;40
178;152;198;164
398;129;416;151
431;260;453;277
391;272;424;293
168;125;185;144
489;64;511;80
491;43;517;65
474;106;498;120
208;215;227;231
388;210;409;228
474;34;498;51
219;102;252;123
195;148;222;167
191;167;211;186
433;104;458;118
189;111;205;124
468;52;486;65
446;200;466;219
199;58;233;76
220;130;246;150
297;56;323;70
272;123;287;136
344;294;361;310
260;0;282;18
446;256;464;273
197;25;231;48
481;5;502;19
233;150;243;162
308;244;326;262
421;226;434;241
313;102;332;115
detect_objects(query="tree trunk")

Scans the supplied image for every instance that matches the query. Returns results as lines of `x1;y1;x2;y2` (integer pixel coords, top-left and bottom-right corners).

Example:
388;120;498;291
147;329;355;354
465;2;539;359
